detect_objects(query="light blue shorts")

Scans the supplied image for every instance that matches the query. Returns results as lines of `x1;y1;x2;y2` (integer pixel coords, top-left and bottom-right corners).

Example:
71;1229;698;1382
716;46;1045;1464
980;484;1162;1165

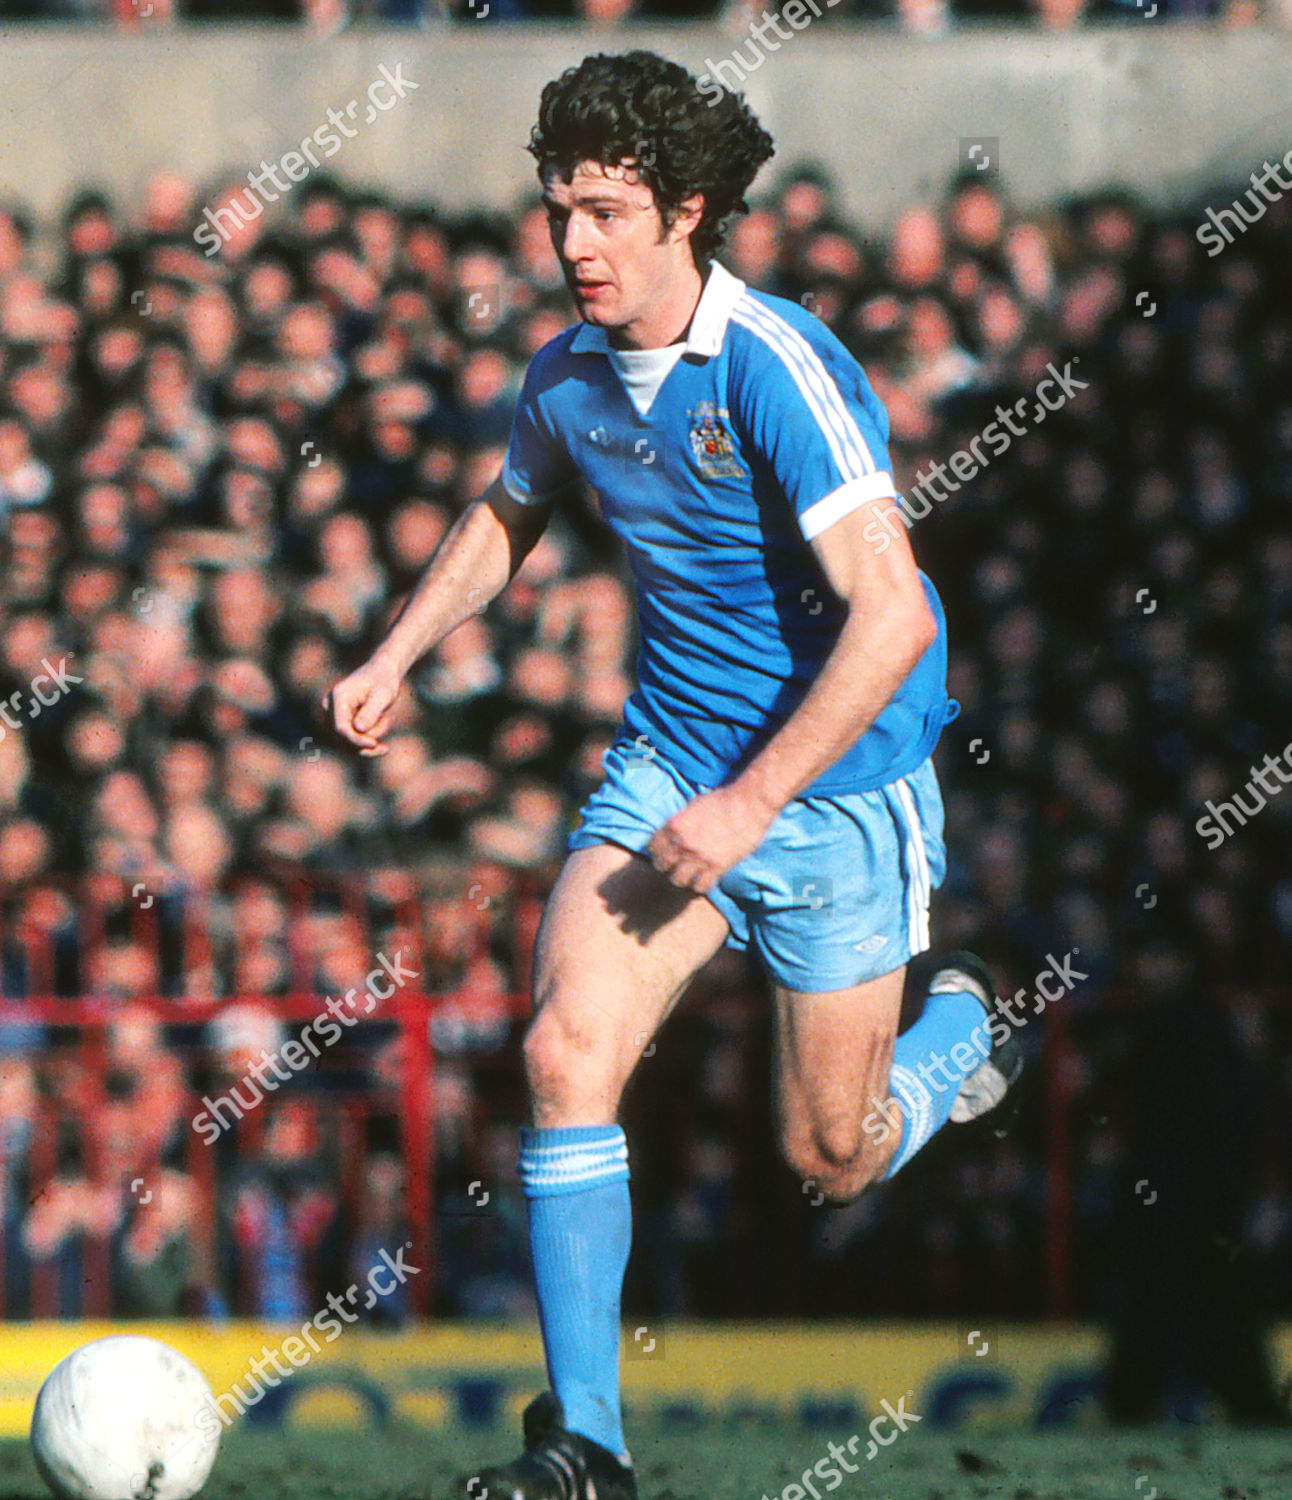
566;736;947;992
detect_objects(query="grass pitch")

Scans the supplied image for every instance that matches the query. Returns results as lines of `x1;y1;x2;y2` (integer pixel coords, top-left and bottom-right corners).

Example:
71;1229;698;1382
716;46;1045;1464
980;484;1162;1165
2;1423;1288;1500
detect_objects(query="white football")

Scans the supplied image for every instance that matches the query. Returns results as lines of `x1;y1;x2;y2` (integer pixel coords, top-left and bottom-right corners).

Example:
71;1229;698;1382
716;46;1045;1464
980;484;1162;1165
30;1336;220;1500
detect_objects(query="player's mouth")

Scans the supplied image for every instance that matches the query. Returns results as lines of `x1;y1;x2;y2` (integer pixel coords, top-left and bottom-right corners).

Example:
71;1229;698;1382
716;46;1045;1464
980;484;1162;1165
574;279;612;300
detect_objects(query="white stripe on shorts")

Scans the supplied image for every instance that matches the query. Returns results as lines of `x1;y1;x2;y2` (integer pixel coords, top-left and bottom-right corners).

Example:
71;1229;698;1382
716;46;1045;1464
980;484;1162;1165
890;776;931;954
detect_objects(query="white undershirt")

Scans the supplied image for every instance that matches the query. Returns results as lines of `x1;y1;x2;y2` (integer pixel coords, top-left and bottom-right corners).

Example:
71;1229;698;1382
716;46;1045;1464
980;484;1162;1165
606;340;687;417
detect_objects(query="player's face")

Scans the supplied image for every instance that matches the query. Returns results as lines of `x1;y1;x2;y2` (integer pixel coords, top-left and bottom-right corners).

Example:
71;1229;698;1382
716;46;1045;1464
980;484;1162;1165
542;160;703;350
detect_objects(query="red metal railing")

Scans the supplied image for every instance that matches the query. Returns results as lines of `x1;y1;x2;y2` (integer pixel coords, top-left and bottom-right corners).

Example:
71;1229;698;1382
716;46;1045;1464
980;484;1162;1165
2;868;1201;1322
2;865;549;1320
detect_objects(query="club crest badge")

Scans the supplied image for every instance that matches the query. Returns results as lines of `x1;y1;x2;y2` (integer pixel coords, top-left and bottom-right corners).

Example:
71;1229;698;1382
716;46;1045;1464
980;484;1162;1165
687;401;743;479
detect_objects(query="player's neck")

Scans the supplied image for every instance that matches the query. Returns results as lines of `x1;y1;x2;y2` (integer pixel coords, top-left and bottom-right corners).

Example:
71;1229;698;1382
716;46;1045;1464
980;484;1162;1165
607;260;705;352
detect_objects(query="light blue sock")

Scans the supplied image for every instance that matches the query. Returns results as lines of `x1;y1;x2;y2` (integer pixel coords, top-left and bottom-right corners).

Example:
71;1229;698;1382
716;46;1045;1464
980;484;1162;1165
518;1124;631;1459
882;987;989;1179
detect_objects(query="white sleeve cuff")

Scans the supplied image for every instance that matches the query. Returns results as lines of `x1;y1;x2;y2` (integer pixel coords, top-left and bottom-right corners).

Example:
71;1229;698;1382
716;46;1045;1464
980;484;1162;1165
798;472;897;540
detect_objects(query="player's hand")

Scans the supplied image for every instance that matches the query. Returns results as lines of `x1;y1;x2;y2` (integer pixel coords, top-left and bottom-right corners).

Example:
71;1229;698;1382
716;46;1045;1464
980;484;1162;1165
322;657;404;757
645;783;780;895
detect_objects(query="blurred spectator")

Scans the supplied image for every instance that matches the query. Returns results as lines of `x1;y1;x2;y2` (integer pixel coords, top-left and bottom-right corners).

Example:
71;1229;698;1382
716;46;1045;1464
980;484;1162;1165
8;0;1275;27
223;1100;340;1316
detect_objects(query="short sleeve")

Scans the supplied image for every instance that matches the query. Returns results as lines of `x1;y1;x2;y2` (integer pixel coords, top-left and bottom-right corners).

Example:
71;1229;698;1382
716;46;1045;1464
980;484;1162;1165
501;343;580;507
728;305;899;541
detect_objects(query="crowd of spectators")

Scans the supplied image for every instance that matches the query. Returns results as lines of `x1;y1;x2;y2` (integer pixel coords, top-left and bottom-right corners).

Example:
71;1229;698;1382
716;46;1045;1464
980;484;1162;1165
0;152;1288;1330
9;0;1292;33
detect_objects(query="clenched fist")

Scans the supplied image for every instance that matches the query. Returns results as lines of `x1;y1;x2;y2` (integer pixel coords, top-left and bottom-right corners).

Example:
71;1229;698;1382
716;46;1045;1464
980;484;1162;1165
322;658;404;756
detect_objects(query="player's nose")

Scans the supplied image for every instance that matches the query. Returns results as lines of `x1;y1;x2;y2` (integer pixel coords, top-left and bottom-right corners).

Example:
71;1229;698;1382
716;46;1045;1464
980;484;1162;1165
560;214;590;263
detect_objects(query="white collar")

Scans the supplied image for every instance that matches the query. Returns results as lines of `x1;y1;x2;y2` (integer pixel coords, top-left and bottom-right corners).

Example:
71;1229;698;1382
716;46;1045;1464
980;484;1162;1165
567;260;747;359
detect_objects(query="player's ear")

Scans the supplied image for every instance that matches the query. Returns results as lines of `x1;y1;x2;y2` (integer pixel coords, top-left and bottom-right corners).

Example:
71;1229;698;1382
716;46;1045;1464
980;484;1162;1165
670;193;705;245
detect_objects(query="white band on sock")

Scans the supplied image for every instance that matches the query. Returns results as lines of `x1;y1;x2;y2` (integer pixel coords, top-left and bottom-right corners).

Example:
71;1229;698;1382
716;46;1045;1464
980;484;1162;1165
885;1064;937;1176
518;1126;629;1197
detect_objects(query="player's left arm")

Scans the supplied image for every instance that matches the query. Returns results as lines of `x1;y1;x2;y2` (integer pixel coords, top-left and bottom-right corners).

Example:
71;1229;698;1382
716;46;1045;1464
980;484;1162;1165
646;320;934;895
646;500;934;894
735;497;936;811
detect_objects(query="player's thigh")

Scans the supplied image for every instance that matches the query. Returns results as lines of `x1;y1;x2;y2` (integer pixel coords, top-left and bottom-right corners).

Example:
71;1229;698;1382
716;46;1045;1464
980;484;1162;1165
524;840;731;1123
772;966;905;1173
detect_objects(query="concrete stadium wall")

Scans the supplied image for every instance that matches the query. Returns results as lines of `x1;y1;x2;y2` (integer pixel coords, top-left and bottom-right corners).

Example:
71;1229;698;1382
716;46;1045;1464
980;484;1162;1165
3;23;1292;229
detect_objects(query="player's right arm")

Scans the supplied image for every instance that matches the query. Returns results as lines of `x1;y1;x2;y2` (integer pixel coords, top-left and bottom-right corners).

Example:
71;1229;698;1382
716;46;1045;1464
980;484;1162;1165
327;336;581;756
324;476;550;756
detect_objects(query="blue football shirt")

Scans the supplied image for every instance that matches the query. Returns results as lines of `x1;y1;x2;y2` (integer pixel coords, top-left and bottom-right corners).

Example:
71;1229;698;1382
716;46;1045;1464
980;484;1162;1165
501;261;956;796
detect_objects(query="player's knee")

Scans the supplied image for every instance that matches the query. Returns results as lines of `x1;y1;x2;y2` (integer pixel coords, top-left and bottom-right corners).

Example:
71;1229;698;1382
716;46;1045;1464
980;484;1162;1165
522;1008;613;1120
521;1010;578;1104
781;1120;891;1203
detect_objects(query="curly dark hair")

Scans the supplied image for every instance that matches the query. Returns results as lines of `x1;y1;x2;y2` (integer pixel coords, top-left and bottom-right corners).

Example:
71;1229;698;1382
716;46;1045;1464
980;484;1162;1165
528;51;775;264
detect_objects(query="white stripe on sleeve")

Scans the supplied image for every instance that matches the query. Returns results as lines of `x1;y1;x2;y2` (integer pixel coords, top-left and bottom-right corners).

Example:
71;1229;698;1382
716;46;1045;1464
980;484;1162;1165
798;472;898;540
